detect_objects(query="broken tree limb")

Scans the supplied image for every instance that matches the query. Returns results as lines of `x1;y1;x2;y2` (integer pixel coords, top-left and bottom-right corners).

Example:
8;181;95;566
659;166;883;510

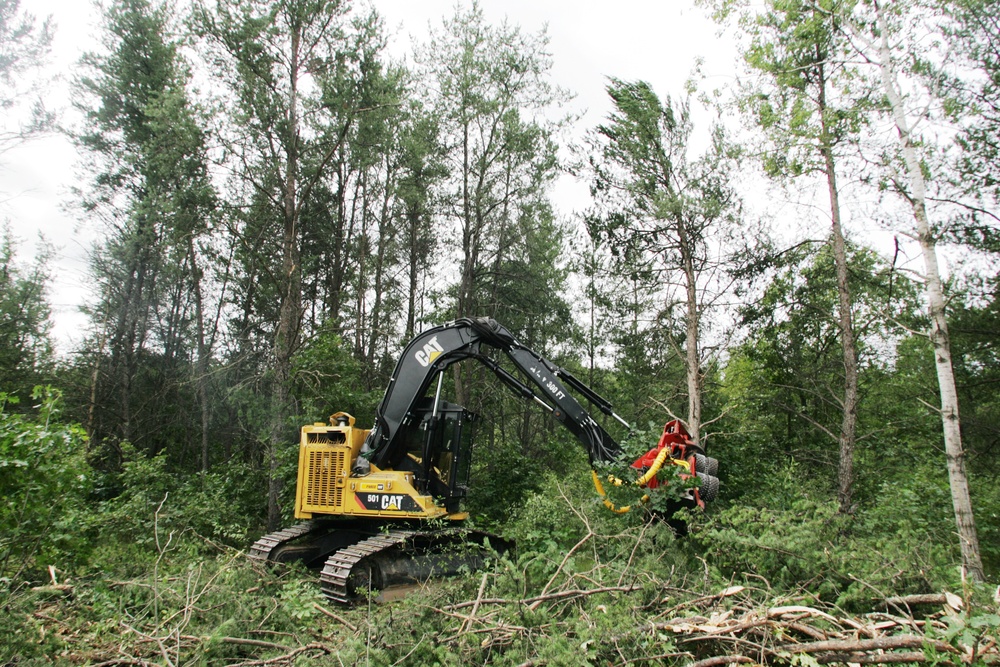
687;656;755;667
779;634;960;656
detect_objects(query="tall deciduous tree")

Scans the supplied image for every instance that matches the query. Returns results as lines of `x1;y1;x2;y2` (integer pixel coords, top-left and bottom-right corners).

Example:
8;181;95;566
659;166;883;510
727;242;922;500
588;82;742;447
842;0;985;581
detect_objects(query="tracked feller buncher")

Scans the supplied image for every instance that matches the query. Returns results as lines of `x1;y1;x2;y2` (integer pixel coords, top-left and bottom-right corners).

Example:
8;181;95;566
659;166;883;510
249;318;719;604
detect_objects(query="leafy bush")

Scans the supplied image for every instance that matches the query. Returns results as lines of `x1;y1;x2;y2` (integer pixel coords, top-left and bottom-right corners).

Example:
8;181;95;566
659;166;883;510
0;388;92;581
89;444;267;573
970;471;1000;578
692;462;964;609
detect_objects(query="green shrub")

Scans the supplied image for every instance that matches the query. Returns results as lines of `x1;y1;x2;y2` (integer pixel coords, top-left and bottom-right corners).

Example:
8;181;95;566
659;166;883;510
0;388;92;581
88;443;266;573
692;462;964;609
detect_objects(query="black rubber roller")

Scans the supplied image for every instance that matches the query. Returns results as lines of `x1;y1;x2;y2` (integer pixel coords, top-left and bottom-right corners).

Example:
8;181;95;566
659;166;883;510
696;472;719;502
693;454;719;477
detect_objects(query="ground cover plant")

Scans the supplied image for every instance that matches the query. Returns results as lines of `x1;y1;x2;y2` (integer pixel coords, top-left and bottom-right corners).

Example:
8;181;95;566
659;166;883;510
2;452;997;666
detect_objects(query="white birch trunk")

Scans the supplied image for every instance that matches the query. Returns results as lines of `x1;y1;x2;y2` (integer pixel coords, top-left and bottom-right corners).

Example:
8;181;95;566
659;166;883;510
873;1;984;582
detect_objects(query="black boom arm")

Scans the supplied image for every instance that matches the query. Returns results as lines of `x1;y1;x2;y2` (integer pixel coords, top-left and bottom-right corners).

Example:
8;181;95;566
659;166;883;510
357;318;627;470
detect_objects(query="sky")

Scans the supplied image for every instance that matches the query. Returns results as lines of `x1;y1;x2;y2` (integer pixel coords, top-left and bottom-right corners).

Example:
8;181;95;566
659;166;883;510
0;0;737;355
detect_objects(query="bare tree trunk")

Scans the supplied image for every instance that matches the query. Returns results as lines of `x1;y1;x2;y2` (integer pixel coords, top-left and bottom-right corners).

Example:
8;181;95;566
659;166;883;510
188;236;212;473
269;25;303;532
405;204;420;340
824;155;859;514
355;170;370;357
873;1;984;581
87;306;110;442
453;118;474;407
677;221;702;448
817;59;859;514
366;157;395;375
329;155;347;319
683;258;701;447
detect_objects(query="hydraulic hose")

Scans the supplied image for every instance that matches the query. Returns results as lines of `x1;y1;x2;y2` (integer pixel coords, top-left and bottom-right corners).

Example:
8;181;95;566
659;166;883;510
635;447;670;487
591;448;692;513
591;470;644;514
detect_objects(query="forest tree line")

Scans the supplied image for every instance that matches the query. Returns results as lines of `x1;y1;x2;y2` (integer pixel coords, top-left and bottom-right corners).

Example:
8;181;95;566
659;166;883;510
2;0;1000;596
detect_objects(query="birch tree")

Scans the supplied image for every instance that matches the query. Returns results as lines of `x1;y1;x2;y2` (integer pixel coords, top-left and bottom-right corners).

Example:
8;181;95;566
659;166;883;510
843;0;985;581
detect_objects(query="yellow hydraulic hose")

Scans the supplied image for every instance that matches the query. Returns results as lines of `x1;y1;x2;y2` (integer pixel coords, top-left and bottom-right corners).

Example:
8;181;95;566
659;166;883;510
635;446;671;487
591;449;692;513
591;470;635;514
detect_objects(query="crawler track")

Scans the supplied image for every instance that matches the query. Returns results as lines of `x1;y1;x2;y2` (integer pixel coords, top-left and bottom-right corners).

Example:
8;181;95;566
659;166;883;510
319;529;415;604
250;521;513;604
319;528;514;604
248;521;322;563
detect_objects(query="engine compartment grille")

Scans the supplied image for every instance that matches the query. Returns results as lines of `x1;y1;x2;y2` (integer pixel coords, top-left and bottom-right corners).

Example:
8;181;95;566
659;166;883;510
304;449;346;509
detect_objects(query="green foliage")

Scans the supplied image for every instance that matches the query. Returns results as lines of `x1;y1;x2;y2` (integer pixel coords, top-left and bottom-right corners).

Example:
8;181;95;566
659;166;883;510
0;464;988;666
0;228;54;401
970;473;1000;574
279;575;325;620
933;602;1000;660
464;432;547;527
9;4;998;665
75;0;220;472
292;324;378;424
941;0;1000;203
712;0;876;180
506;467;689;573
0;388;91;580
950;276;1000;481
89;444;265;574
586;76;748;446
718;242;924;504
693;461;962;609
0;0;54;149
419;0;567;322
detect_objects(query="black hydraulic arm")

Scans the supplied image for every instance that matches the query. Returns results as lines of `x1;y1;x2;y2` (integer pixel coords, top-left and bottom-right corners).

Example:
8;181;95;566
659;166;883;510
357;317;626;470
502;346;623;463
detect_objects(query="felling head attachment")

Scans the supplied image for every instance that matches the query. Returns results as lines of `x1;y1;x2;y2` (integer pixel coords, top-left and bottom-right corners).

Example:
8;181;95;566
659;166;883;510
592;420;721;514
631;420;720;507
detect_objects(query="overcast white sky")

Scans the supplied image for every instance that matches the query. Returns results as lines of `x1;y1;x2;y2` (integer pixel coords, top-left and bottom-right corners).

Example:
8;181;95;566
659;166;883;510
0;0;738;354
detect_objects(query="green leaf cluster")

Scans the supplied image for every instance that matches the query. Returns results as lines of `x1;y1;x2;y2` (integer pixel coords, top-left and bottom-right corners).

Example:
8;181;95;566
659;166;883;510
0;388;91;580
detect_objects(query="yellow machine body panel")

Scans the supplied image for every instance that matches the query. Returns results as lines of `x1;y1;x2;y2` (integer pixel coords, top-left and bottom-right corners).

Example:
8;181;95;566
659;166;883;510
293;413;453;521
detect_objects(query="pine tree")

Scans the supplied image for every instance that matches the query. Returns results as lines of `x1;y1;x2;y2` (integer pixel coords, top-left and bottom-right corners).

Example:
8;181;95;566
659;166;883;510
76;0;216;468
587;82;743;448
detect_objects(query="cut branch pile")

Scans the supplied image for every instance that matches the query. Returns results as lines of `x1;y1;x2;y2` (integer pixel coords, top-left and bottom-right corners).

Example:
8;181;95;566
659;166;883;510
423;585;1000;665
14;571;1000;666
10;532;998;667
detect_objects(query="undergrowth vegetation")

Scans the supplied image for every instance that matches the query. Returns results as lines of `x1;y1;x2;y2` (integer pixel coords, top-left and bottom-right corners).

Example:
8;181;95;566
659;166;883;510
1;393;998;665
